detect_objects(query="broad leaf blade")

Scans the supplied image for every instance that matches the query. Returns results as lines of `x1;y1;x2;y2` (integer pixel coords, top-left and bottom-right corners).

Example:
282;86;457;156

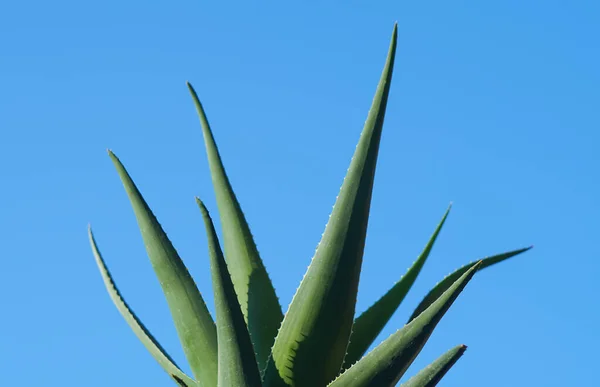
108;151;217;386
344;204;451;367
328;263;480;387
88;227;197;387
263;24;398;387
187;82;282;371
408;246;532;322
198;199;262;387
400;345;466;387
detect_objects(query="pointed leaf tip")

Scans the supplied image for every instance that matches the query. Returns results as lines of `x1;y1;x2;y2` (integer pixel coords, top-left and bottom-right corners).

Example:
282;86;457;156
400;344;467;387
198;199;262;387
264;27;398;386
108;153;217;384
408;246;531;323
344;205;452;367
88;227;196;386
186;81;195;92
188;81;283;371
330;263;479;386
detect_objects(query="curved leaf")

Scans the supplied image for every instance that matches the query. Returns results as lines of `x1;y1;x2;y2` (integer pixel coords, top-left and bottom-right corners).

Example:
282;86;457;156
198;199;262;387
108;151;218;386
344;204;451;367
328;263;480;387
400;344;466;387
88;227;197;387
263;24;398;387
408;246;532;322
187;82;283;371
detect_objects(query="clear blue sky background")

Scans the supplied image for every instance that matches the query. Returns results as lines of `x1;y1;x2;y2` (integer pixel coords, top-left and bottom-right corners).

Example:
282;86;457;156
1;1;598;386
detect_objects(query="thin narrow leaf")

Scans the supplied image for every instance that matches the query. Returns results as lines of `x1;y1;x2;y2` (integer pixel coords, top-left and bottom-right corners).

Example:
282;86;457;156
88;227;197;387
408;246;532;322
197;199;262;387
344;204;451;367
187;82;282;371
400;345;467;387
263;24;398;387
108;151;217;386
328;263;481;387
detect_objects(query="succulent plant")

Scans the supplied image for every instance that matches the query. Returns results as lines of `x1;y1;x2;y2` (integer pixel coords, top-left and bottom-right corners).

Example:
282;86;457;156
89;23;531;387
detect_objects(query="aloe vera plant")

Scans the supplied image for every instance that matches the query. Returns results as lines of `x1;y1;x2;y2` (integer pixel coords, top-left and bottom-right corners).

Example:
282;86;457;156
90;23;531;387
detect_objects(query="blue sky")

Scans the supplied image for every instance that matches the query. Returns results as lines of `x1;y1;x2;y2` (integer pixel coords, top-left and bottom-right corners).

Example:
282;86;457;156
1;1;598;386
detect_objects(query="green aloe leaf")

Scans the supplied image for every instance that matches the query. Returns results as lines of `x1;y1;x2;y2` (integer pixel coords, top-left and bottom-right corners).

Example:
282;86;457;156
408;246;532;322
173;376;195;387
400;344;467;387
187;82;282;371
328;262;481;387
108;151;218;386
344;204;451;368
197;199;262;387
262;24;398;387
88;227;197;387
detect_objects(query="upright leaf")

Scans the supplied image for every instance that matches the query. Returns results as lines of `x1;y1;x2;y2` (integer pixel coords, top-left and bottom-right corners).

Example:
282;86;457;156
187;82;282;370
88;227;197;387
344;204;451;367
328;263;480;387
108;151;217;386
197;199;262;387
263;24;398;387
400;345;466;387
408;246;532;322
